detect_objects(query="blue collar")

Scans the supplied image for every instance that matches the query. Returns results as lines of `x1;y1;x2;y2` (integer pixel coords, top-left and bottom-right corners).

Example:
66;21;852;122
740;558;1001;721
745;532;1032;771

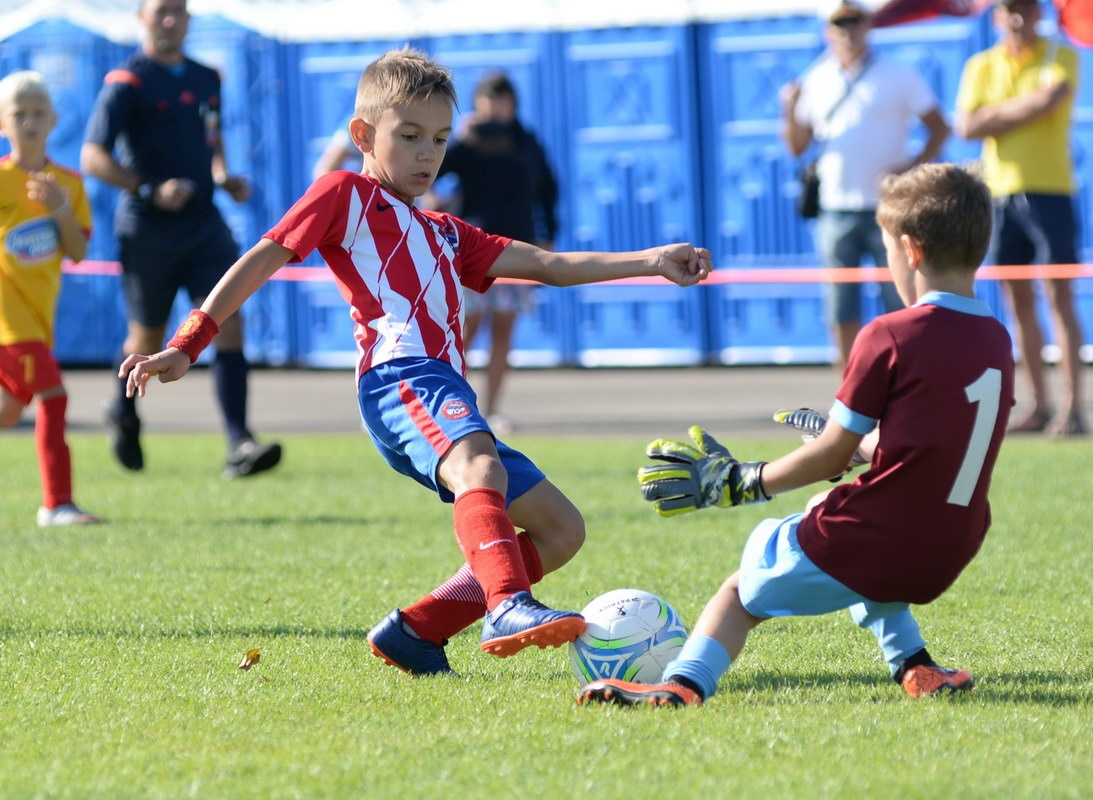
915;291;993;317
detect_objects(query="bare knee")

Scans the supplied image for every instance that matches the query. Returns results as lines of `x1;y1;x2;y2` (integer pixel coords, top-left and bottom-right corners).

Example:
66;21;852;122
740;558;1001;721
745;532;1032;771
0;386;26;427
438;432;508;497
547;501;586;562
0;404;22;428
533;501;586;571
509;481;586;572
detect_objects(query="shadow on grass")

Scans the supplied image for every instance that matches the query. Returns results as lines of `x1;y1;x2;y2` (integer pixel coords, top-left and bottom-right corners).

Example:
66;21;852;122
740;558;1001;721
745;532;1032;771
724;668;1091;706
965;670;1093;706
180;515;371;527
0;624;371;642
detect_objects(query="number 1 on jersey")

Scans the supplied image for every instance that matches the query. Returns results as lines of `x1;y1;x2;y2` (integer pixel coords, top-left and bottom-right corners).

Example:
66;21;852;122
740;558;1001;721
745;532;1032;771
947;368;1002;507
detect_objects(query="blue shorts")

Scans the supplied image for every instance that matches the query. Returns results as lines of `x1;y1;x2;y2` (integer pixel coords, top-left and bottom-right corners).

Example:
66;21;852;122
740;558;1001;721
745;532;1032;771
816;210;902;325
357;356;546;503
738;513;874;618
738;513;924;669
119;210;239;327
989;192;1079;267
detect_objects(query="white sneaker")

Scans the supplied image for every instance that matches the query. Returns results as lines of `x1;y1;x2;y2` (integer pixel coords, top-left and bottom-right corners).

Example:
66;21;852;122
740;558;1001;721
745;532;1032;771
37;503;104;527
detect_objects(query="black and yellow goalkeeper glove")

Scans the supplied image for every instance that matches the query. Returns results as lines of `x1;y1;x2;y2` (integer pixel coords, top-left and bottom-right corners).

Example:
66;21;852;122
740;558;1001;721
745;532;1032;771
638;425;771;517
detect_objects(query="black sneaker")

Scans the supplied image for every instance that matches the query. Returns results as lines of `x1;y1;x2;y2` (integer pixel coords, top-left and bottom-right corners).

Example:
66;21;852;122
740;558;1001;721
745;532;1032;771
104;403;143;471
223;438;282;479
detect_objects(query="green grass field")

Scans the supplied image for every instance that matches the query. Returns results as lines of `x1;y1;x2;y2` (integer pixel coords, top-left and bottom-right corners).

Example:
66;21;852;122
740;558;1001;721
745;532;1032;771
0;431;1090;799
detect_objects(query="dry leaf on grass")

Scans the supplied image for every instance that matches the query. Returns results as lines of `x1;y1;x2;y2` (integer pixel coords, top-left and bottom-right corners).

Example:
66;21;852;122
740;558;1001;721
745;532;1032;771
238;647;261;670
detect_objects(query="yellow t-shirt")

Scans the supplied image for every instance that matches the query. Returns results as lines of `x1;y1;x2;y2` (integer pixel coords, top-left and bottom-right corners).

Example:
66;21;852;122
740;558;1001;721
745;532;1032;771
0;157;91;346
956;39;1078;196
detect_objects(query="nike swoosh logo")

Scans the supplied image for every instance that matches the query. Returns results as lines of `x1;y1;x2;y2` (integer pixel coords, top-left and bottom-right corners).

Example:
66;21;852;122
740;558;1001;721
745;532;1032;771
377;202;393;211
479;540;509;550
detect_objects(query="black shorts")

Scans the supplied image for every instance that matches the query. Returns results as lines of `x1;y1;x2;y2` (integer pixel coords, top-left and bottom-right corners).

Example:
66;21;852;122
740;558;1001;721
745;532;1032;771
989;192;1079;267
118;210;239;327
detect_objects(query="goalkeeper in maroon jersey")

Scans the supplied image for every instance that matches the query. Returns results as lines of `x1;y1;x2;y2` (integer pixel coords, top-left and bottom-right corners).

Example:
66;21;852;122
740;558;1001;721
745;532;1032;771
580;162;1015;707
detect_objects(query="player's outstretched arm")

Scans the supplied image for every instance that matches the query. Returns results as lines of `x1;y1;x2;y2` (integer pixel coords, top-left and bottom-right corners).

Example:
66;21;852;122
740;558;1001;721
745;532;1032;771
759;421;864;496
773;407;870;470
490;240;712;288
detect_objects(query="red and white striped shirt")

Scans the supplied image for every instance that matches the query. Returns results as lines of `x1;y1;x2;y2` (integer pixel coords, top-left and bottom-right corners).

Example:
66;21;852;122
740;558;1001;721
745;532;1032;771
265;171;510;379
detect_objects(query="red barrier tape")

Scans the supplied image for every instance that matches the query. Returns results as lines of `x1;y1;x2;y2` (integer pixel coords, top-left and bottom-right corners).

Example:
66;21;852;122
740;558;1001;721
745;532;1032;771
63;260;1093;284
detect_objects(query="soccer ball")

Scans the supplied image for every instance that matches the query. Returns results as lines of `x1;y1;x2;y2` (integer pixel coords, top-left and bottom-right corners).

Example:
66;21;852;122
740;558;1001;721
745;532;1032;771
568;589;688;686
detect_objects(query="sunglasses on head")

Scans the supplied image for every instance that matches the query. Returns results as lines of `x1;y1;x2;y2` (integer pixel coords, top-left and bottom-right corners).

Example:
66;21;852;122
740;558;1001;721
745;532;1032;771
832;15;866;27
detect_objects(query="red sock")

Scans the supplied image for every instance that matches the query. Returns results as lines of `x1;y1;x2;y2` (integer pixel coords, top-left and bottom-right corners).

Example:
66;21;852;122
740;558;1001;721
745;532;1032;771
36;394;72;508
451;487;528;609
517;530;544;584
401;531;544;644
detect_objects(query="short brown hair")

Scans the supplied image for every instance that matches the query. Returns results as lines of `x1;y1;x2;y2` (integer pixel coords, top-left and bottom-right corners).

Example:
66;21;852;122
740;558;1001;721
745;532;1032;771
355;47;458;123
474;72;517;104
876;163;992;271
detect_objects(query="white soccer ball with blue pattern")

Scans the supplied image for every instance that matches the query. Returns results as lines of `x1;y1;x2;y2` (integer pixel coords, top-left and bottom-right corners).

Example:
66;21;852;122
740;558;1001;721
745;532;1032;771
569;589;688;685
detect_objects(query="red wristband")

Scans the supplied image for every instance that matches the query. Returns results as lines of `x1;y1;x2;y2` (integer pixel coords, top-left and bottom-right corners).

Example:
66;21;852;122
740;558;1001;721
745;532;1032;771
167;309;220;363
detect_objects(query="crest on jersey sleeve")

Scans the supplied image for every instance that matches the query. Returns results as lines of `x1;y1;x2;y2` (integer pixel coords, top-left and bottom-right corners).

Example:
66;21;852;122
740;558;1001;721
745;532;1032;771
434;216;461;253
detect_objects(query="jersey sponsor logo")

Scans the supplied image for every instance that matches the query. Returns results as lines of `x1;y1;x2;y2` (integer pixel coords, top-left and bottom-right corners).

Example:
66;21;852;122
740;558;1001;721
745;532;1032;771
440;399;472;420
5;218;59;265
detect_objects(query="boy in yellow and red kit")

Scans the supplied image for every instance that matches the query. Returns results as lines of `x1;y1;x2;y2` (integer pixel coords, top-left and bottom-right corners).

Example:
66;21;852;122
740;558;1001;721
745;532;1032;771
0;70;102;526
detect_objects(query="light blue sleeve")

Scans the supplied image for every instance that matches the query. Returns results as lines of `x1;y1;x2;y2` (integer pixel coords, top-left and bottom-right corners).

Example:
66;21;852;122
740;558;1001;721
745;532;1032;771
828;399;877;436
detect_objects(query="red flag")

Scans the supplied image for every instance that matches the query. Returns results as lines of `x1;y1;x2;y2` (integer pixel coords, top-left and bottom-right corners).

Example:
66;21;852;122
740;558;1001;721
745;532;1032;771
871;0;994;27
1056;0;1093;45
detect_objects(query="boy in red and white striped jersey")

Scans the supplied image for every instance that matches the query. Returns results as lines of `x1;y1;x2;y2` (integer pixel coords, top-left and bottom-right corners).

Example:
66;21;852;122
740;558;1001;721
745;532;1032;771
119;47;711;676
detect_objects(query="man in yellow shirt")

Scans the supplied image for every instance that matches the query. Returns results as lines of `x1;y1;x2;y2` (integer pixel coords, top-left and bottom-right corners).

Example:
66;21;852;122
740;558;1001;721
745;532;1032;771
956;0;1087;437
0;70;102;525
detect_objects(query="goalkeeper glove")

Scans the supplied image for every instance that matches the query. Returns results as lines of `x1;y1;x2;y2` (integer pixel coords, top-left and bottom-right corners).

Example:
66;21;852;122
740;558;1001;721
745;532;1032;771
773;407;869;469
638;425;771;517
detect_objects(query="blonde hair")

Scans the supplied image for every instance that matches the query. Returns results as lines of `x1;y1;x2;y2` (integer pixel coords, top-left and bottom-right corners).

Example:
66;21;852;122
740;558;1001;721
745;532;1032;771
0;70;52;111
354;47;458;123
876;163;992;271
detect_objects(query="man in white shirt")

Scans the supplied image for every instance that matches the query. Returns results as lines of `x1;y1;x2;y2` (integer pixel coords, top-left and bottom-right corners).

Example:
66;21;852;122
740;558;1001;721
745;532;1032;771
781;0;950;367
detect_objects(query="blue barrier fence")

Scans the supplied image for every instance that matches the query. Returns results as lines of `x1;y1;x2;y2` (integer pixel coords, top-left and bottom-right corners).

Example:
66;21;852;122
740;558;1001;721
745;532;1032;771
2;12;1090;367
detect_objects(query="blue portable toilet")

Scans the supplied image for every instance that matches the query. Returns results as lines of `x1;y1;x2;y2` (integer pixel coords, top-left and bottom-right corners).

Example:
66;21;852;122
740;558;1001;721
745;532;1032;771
429;29;572;368
556;22;707;366
696;11;996;364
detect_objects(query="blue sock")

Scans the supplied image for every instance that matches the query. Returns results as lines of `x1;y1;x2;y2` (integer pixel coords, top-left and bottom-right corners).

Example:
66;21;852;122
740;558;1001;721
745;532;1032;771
212;350;250;445
662;635;731;701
